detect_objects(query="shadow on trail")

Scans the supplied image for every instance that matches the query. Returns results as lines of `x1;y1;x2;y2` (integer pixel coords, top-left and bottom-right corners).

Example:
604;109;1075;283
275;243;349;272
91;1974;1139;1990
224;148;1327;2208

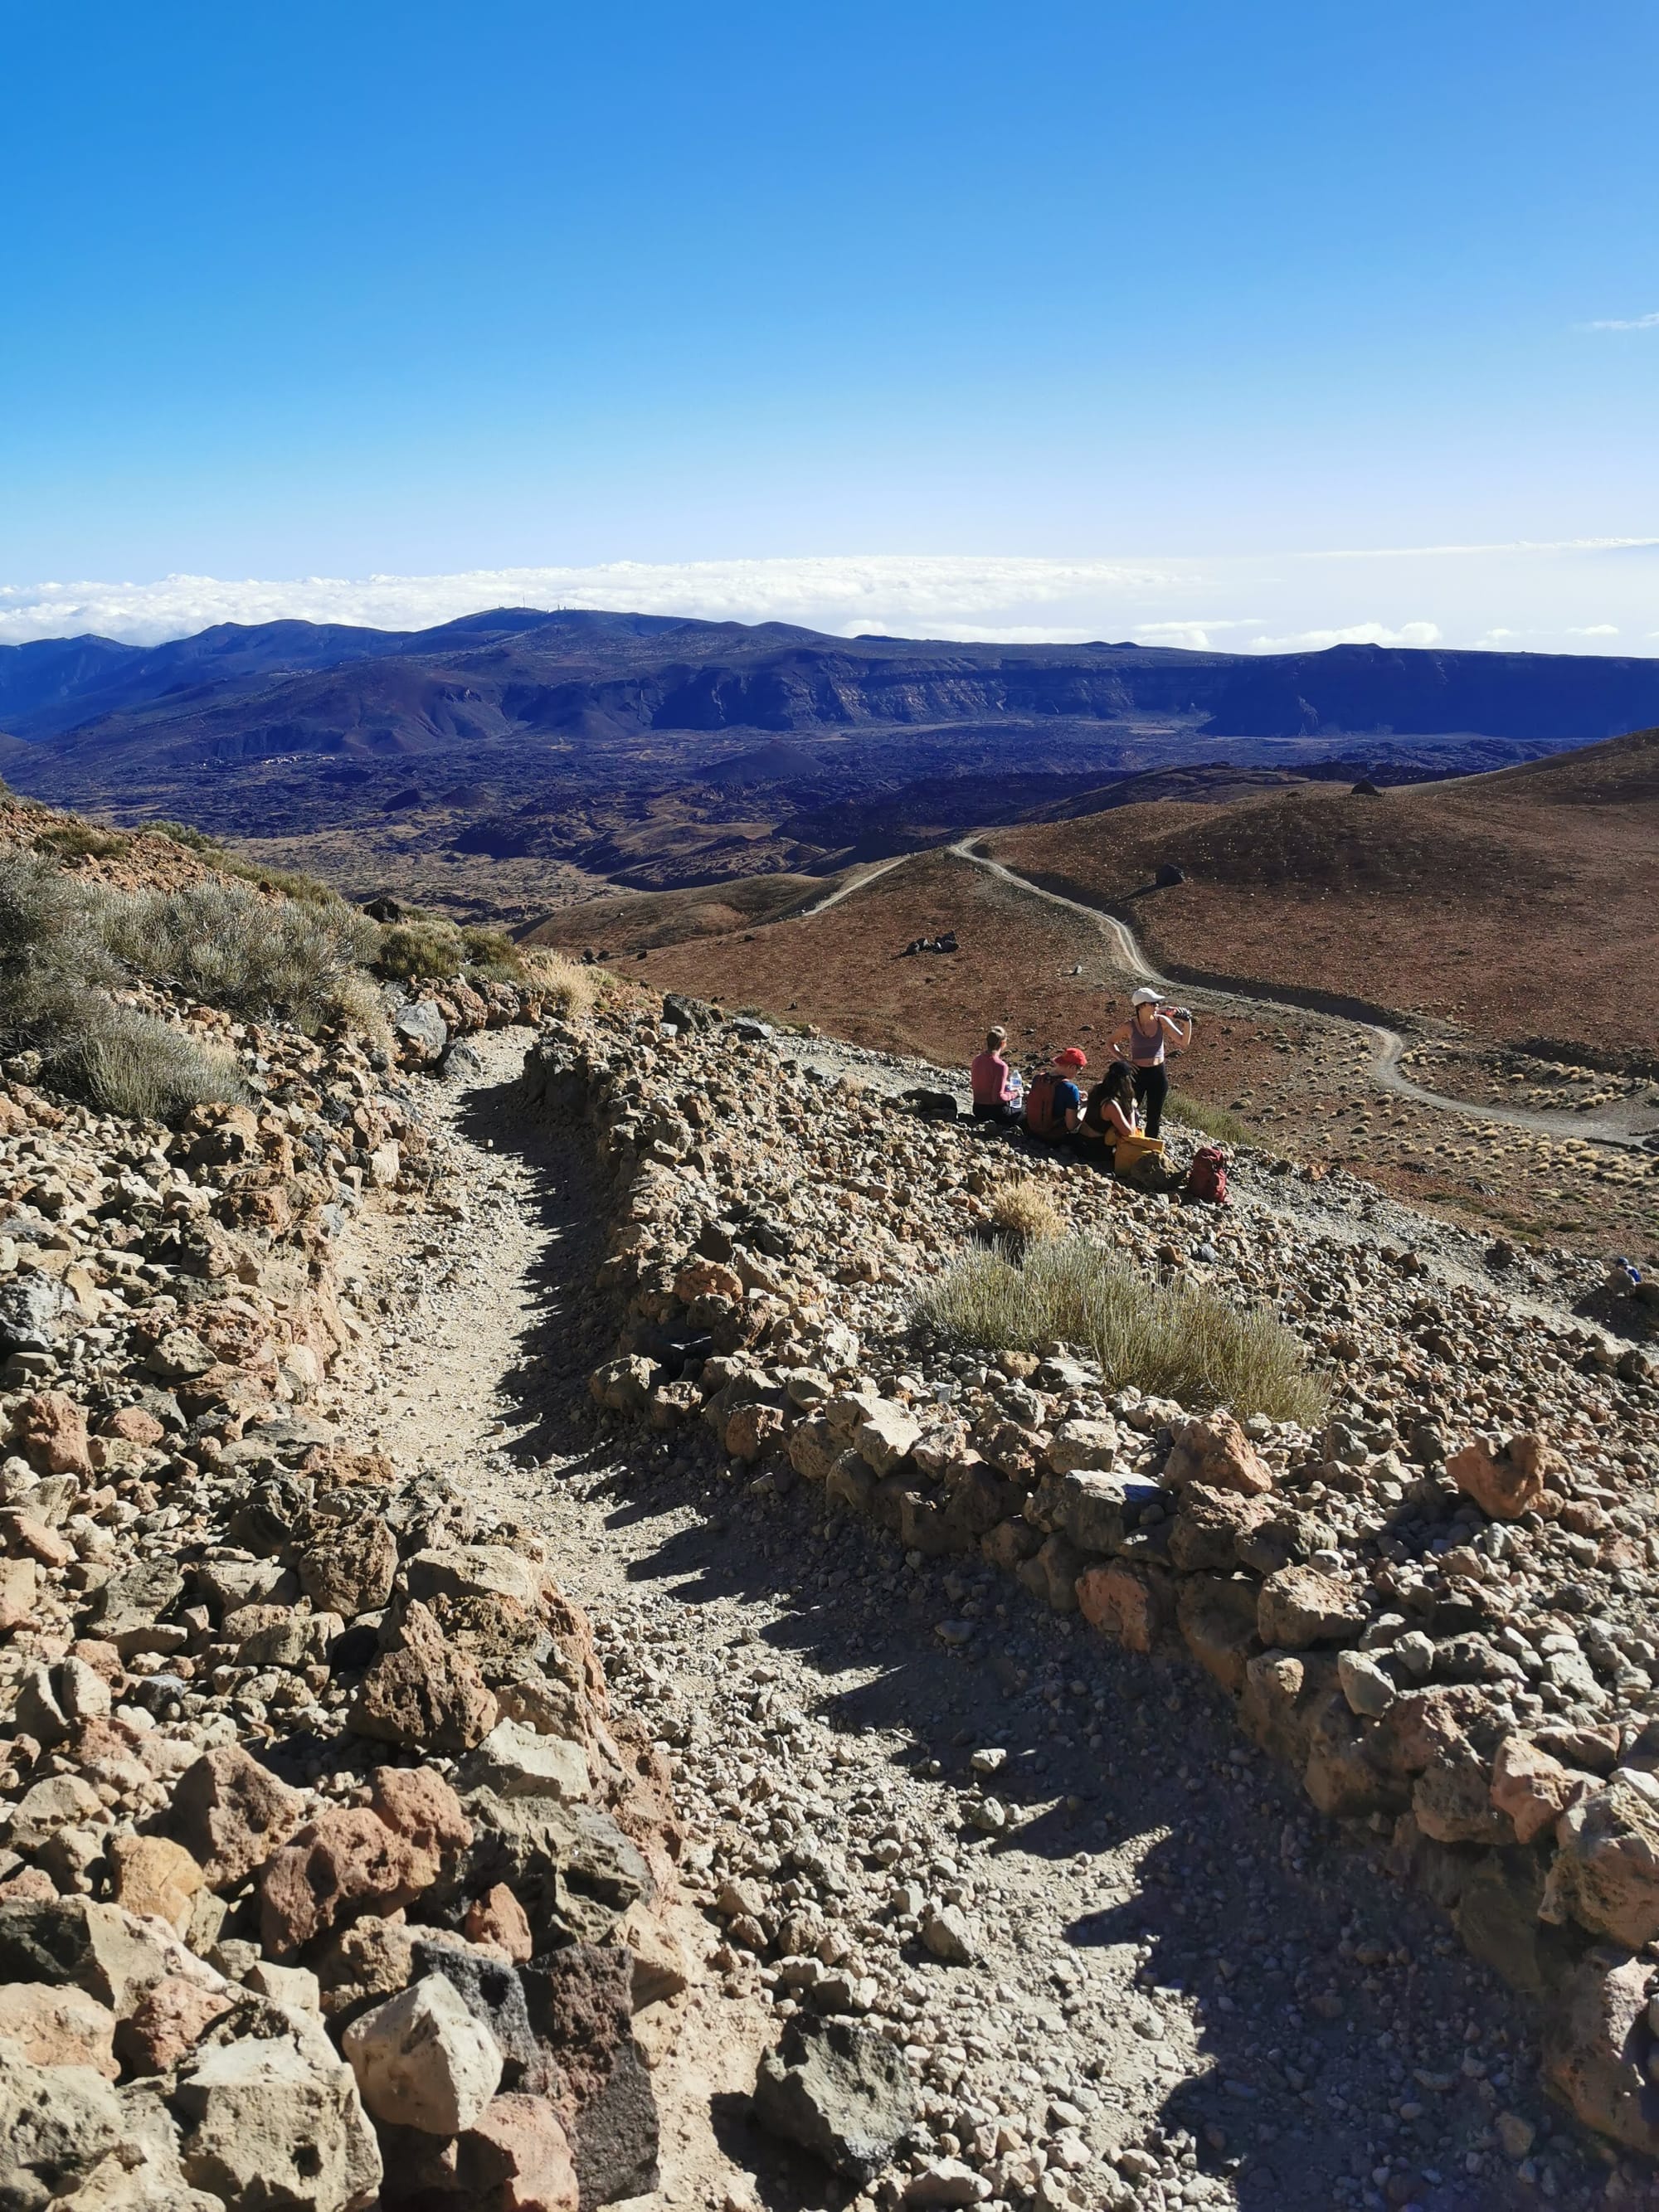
456;1065;1589;2212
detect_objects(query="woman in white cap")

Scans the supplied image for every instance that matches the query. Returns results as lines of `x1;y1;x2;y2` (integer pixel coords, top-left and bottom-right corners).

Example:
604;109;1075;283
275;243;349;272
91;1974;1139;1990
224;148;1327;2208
1108;989;1191;1139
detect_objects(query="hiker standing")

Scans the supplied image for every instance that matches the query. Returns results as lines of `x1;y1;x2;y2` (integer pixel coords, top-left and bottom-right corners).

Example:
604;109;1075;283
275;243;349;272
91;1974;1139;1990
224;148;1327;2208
1110;989;1191;1139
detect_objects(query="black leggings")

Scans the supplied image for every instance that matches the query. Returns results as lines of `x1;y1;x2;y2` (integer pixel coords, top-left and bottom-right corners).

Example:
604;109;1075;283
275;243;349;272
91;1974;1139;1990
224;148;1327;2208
1132;1062;1168;1138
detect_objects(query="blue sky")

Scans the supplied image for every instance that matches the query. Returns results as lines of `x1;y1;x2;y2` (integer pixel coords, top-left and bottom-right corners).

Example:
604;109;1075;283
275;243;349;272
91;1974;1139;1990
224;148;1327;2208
2;2;1657;649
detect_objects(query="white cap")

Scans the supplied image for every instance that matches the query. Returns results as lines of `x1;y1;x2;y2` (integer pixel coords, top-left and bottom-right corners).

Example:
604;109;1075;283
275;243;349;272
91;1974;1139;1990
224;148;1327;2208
1131;987;1160;1007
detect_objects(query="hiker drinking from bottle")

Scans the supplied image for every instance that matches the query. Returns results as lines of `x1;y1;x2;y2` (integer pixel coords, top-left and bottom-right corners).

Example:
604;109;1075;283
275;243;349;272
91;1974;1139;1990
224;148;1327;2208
1109;988;1191;1139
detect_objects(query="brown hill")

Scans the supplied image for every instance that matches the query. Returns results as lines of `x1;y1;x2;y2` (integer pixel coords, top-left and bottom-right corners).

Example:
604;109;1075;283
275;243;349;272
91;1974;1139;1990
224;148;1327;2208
990;727;1659;1059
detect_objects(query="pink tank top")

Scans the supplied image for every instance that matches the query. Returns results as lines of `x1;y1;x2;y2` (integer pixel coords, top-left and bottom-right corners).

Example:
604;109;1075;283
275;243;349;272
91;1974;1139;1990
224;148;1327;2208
1127;1017;1165;1066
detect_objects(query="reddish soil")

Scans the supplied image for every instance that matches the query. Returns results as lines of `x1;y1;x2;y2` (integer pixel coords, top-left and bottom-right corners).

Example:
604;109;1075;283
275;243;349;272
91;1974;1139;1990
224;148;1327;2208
990;727;1659;1062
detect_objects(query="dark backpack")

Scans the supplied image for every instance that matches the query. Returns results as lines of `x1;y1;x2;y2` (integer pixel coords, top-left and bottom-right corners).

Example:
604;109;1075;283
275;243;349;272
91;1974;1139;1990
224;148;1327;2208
1024;1071;1064;1138
1185;1145;1229;1204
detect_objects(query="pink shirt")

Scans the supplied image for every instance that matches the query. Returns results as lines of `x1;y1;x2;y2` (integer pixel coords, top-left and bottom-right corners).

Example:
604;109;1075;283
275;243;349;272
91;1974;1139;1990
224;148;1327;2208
971;1048;1013;1104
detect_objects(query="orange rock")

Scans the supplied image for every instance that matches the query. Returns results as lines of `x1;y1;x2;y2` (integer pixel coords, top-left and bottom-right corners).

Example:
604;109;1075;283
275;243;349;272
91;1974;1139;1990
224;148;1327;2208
100;1406;165;1446
114;1973;235;2075
13;1391;94;1479
1076;1561;1172;1653
1160;1412;1273;1497
1447;1432;1557;1520
109;1834;205;1935
464;2093;580;2212
1491;1736;1598;1846
465;1884;534;1963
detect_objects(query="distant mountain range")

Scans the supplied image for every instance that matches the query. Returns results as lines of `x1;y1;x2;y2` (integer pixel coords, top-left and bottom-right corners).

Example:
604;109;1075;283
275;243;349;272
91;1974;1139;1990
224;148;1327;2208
3;607;1657;898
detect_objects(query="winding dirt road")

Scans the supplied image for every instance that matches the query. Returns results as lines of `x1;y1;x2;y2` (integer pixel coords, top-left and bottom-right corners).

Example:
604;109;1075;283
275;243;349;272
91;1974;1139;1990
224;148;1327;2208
877;839;1647;1151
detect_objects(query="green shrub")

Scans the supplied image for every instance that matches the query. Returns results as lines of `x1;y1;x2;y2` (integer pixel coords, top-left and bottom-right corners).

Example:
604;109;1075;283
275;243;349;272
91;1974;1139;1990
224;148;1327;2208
375;918;465;983
34;820;132;861
1170;1092;1253;1148
916;1235;1329;1424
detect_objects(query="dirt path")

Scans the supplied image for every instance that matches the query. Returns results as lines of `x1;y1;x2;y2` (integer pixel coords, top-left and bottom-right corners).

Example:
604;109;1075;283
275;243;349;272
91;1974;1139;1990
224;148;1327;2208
311;1033;1600;2212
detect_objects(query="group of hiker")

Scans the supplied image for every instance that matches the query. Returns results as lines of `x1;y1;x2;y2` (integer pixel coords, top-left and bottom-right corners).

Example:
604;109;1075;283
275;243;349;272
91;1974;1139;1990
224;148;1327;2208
968;989;1195;1179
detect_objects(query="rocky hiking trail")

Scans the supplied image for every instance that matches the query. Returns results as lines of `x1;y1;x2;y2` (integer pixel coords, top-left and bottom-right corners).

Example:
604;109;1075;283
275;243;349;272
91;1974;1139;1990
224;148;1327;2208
328;1028;1623;2212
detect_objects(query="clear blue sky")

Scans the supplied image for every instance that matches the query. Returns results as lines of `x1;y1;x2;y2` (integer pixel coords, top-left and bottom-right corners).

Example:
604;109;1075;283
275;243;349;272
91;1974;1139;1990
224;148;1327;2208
3;2;1657;625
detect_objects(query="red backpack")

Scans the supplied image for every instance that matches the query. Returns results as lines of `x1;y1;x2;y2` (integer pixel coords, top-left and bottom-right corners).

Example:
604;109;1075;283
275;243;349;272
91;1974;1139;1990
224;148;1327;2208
1024;1071;1063;1138
1185;1146;1229;1204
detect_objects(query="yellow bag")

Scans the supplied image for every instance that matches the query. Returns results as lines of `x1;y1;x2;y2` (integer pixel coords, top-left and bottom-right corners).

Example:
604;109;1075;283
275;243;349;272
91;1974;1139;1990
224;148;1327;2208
1112;1130;1165;1177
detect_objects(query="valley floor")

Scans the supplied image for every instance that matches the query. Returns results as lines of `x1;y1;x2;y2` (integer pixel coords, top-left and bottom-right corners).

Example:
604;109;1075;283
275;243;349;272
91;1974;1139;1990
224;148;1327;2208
319;1030;1618;2212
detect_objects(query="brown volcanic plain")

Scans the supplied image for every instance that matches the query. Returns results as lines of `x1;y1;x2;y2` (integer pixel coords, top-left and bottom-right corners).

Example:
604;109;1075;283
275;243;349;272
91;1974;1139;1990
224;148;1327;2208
990;727;1659;1060
526;737;1659;1261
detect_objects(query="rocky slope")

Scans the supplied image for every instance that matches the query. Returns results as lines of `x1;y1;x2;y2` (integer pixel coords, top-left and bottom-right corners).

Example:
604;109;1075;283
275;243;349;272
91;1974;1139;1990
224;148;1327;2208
521;991;1659;2193
0;876;688;2209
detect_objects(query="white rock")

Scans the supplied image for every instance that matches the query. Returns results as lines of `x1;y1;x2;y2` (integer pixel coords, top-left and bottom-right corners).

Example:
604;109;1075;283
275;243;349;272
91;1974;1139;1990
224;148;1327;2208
343;1972;503;2136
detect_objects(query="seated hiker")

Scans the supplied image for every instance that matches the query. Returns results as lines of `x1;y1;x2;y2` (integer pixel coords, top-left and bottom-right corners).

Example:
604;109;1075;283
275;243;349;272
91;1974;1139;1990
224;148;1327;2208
1025;1047;1087;1142
1109;988;1193;1140
970;1026;1023;1123
1078;1062;1139;1161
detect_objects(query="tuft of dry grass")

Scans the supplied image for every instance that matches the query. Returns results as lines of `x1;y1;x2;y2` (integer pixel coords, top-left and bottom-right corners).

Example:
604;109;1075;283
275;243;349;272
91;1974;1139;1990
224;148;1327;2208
917;1235;1330;1424
986;1177;1065;1247
525;949;602;1020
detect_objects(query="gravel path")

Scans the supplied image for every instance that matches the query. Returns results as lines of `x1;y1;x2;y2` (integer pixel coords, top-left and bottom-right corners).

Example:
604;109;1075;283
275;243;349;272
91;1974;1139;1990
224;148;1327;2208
318;1032;1608;2212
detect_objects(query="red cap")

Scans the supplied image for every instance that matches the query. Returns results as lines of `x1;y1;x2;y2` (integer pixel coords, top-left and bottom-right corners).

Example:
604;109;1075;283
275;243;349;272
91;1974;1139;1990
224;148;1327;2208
1055;1047;1087;1069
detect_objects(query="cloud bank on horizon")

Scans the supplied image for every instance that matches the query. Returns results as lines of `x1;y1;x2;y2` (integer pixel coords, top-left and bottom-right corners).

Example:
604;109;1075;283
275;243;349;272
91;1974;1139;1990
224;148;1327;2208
1;542;1655;656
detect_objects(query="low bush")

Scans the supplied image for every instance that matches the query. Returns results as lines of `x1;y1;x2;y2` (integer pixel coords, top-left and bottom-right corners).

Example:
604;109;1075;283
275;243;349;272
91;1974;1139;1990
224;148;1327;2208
372;911;526;986
375;918;465;984
0;853;247;1116
33;820;132;861
73;1004;248;1120
525;949;600;1020
100;880;381;1033
1170;1092;1252;1148
986;1177;1065;1247
916;1235;1330;1424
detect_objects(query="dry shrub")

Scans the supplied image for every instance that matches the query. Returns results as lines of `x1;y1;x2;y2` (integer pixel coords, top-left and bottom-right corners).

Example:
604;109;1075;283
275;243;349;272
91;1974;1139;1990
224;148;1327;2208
917;1236;1329;1424
525;949;600;1020
34;820;132;861
100;880;380;1033
74;1005;248;1120
986;1177;1064;1247
0;852;248;1116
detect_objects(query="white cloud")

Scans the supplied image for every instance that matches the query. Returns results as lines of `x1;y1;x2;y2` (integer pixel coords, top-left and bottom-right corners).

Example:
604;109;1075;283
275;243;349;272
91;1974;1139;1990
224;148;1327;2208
0;558;1191;651
0;547;1646;661
1581;311;1659;331
1244;620;1443;653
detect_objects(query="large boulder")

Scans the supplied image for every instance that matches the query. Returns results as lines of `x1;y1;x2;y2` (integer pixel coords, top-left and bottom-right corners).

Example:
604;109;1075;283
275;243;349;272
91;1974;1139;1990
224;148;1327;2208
1542;1947;1659;2156
754;2014;917;2185
1545;1772;1659;1946
1160;1412;1272;1497
1447;1432;1557;1520
0;2042;123;2210
168;1743;308;1892
526;1943;659;2207
349;1601;499;1755
174;2027;382;2212
343;1973;504;2136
